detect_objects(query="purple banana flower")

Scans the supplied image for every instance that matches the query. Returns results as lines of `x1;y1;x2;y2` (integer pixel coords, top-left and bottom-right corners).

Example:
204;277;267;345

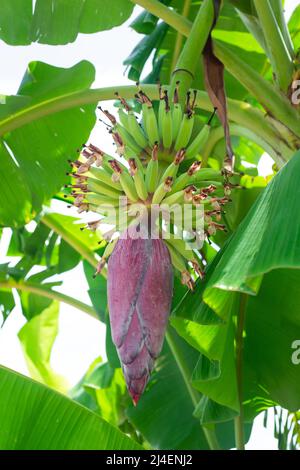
107;231;173;405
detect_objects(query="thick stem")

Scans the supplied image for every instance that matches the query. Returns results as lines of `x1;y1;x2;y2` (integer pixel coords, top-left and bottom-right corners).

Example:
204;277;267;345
166;328;221;450
253;0;294;92
170;0;192;77
234;414;245;452
234;293;247;451
0;279;97;319
0;86;157;136
0;84;294;162
169;0;214;103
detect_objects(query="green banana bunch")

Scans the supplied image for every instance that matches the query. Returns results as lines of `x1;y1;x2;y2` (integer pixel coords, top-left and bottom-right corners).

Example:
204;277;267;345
65;84;238;287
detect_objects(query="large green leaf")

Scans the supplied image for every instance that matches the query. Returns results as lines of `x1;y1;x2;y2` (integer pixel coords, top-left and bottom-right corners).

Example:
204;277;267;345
243;269;300;417
0;61;96;228
191;315;238;414
0;365;141;450
173;151;300;421
70;359;143;445
18;300;68;393
0;0;134;45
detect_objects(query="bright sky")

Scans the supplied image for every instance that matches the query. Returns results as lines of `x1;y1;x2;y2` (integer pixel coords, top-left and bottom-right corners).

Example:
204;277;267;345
0;0;298;450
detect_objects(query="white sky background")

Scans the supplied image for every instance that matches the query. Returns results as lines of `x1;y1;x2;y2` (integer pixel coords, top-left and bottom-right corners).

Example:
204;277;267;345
0;0;298;450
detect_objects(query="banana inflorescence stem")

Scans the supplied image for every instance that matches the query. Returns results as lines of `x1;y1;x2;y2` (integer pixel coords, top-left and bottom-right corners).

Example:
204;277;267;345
170;0;192;77
169;0;214;105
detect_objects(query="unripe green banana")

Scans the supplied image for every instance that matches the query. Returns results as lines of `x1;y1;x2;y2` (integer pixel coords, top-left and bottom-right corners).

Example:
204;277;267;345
100;156;115;174
162;108;173;149
174;113;195;151
119;172;139;202
158;98;165;140
160;162;178;183
128;158;148;201
145;144;159;193
166;236;198;263
158;90;172;149
102;239;118;259
115;124;143;156
127;111;148;149
86;178;121;199
164;185;196;206
169;173;190;194
145;160;158;193
185;124;210;159
118;108;129;129
86;193;118;207
191;169;222;184
171;81;182;141
152;176;173;205
159;149;185;183
142;104;159;146
172;103;183;141
164;241;187;273
170;167;221;194
135;172;148;201
88;167;123;191
108;159;138;202
162;190;185;206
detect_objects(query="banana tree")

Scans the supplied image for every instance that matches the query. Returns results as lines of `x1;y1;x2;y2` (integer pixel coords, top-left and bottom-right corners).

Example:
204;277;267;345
0;0;300;450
